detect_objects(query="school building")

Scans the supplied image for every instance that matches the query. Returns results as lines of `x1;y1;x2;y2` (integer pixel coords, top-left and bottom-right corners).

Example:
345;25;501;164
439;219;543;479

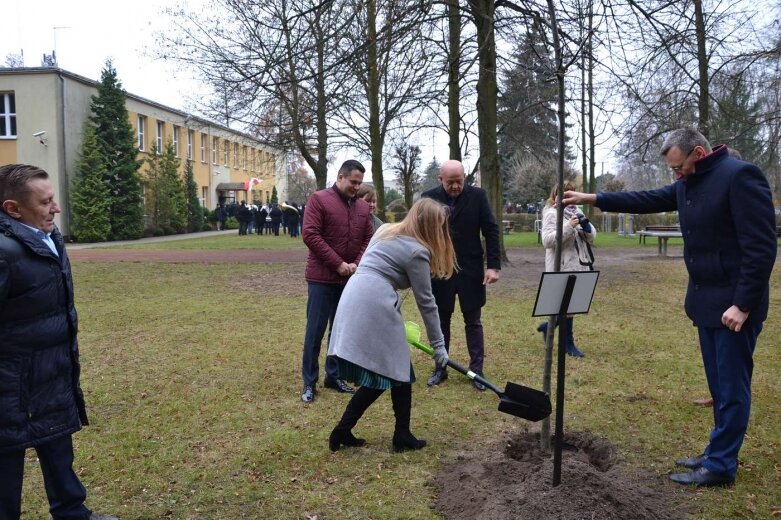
0;67;287;236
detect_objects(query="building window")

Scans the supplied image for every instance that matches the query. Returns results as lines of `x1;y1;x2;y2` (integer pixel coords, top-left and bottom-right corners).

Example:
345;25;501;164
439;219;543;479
200;133;207;162
137;115;146;151
223;141;229;166
0;93;17;138
233;143;239;168
173;126;180;157
201;186;208;208
187;130;194;160
251;149;255;172
156;121;164;154
212;137;218;164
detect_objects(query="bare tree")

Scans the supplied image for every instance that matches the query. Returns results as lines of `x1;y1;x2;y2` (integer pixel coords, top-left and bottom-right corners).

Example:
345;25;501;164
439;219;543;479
332;0;438;220
389;142;422;208
159;0;357;187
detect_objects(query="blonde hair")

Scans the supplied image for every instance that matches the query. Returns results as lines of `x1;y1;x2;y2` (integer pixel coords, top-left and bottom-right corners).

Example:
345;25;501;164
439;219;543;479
547;180;577;207
356;184;376;202
375;198;456;279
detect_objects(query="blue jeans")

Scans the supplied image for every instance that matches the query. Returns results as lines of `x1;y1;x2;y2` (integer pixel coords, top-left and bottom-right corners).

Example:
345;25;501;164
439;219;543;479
698;324;760;478
302;282;344;386
0;434;91;520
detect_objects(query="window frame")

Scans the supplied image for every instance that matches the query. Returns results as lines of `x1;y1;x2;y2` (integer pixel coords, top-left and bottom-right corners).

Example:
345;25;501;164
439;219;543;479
156;121;164;154
173;126;180;157
137;115;146;151
0;93;17;138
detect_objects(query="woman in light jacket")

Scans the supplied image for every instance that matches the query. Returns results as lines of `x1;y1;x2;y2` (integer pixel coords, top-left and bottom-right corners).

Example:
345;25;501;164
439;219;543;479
327;198;455;452
538;181;596;357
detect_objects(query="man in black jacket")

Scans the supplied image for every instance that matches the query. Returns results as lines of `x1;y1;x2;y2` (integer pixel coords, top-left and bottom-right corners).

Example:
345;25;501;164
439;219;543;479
563;128;777;487
0;164;116;519
422;160;501;390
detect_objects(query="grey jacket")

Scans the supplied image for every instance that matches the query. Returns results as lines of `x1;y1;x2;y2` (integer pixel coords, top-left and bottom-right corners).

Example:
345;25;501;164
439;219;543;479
328;230;444;382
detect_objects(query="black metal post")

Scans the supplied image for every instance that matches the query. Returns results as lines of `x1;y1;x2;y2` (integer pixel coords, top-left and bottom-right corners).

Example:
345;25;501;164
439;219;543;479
552;274;577;487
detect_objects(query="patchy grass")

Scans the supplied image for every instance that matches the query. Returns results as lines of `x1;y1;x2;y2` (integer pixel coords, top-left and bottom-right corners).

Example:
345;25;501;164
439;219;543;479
18;251;781;519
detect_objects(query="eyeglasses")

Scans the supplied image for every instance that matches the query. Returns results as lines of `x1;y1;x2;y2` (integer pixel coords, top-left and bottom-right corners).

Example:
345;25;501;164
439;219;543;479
670;148;696;173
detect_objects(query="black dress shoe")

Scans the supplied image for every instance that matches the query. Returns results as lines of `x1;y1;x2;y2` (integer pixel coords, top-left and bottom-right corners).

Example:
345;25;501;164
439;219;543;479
427;369;448;387
324;378;354;393
301;385;315;403
669;467;734;487
472;375;486;392
675;453;707;469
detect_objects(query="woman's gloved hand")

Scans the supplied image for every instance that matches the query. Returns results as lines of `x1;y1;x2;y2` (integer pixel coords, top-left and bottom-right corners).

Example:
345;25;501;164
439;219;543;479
433;344;449;369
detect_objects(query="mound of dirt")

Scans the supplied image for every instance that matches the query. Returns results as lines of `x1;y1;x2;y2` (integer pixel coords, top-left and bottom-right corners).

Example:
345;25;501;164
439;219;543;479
433;430;691;520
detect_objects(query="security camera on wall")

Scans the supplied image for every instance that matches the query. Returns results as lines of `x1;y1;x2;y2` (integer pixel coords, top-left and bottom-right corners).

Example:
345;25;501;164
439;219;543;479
33;130;48;146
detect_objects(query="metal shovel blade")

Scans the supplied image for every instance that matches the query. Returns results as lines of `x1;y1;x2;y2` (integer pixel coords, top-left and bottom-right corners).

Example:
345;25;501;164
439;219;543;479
498;382;552;422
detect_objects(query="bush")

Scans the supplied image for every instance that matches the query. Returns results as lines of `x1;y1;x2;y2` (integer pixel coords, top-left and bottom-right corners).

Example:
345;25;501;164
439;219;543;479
225;217;239;230
201;223;213;231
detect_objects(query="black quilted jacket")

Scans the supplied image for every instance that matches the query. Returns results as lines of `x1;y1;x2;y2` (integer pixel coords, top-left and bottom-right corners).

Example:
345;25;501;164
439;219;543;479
0;212;87;452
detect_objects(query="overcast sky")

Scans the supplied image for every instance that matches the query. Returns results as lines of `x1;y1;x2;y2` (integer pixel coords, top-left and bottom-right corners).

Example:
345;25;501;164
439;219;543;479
3;0;196;110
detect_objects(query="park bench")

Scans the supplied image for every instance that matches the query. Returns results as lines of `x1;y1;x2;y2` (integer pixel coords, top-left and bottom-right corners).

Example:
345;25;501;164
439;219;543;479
638;225;680;244
502;220;515;235
637;225;682;256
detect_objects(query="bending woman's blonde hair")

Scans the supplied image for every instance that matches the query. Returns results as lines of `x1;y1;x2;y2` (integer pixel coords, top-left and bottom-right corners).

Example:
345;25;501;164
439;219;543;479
375;198;456;279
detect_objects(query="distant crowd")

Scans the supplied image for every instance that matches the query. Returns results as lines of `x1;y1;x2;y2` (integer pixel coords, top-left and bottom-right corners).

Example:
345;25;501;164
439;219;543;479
214;201;304;237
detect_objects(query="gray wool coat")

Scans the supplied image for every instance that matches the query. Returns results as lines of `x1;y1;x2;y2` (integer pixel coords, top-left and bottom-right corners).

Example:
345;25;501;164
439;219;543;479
327;230;445;382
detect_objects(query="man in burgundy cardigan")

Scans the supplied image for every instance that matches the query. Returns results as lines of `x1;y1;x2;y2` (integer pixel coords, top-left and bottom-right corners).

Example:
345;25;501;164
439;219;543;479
300;160;374;403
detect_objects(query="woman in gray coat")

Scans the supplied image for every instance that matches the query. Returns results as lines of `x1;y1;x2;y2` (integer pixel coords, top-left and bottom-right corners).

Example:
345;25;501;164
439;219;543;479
327;198;455;452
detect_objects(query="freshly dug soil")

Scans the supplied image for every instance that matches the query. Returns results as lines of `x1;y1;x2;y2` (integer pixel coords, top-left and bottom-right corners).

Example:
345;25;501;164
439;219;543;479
433;429;691;520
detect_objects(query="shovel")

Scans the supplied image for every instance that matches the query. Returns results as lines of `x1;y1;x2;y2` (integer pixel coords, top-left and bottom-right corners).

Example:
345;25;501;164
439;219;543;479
404;321;552;422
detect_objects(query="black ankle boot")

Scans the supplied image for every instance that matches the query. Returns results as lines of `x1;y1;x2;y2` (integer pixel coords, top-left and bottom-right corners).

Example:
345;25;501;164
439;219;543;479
392;430;427;452
329;428;366;452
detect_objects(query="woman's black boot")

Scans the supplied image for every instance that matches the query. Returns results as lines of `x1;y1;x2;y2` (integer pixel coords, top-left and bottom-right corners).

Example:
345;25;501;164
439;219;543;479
329;387;383;452
390;384;426;452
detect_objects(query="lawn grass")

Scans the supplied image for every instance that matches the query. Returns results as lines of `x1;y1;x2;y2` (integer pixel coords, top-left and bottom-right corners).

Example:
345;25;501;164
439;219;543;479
18;250;780;519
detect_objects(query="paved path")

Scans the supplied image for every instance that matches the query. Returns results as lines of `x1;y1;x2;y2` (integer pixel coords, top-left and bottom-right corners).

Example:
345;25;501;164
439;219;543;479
67;229;238;250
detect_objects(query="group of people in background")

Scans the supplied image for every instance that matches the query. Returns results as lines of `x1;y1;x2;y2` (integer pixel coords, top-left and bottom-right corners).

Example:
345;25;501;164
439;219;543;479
216;200;303;237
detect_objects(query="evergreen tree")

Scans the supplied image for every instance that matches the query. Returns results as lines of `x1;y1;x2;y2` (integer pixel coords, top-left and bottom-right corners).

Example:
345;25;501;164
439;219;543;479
497;29;573;179
70;125;111;242
89;61;144;239
270;186;278;205
420;158;441;192
183;159;204;232
144;141;186;235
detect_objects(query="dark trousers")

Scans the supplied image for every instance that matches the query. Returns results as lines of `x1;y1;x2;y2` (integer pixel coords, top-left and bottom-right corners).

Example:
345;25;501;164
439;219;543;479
698;325;760;478
432;275;485;374
0;435;90;520
238;221;248;235
302;282;344;386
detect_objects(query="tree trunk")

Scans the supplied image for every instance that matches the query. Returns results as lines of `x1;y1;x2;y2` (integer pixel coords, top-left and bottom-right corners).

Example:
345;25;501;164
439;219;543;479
694;0;710;137
540;0;567;452
447;0;462;161
367;0;386;219
468;0;504;257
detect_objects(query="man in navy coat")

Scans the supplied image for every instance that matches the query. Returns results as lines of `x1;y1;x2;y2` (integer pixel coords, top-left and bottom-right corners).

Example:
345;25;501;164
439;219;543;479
0;164;116;519
563;128;777;487
422;160;501;390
